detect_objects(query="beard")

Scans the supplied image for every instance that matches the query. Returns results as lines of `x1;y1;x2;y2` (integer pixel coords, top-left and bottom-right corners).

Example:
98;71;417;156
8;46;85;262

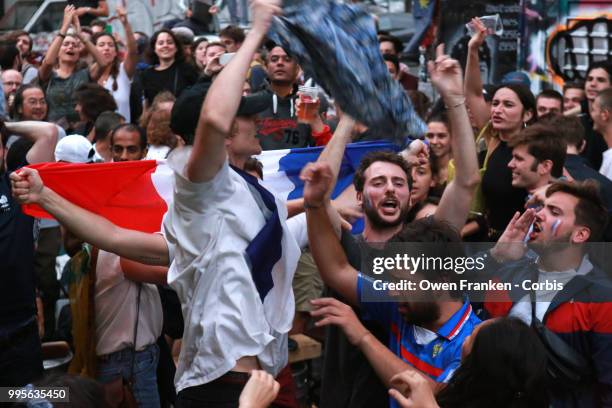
400;301;441;326
363;194;410;230
529;231;573;255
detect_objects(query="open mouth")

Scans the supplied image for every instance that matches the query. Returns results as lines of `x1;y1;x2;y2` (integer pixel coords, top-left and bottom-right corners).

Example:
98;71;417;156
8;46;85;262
380;198;399;214
528;221;543;241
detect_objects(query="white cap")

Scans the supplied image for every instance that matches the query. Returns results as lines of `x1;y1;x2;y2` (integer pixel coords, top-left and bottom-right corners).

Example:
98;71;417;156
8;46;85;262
54;135;94;163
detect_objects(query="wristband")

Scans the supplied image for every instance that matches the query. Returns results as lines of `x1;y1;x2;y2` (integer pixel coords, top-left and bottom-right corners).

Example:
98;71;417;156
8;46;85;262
445;97;466;109
57;32;67;39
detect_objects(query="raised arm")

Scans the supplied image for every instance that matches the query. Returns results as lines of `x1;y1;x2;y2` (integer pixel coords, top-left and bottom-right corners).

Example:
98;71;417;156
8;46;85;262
116;6;138;79
39;6;75;83
429;45;480;232
72;15;109;80
186;0;280;183
302;162;358;305
11;168;169;266
5;121;58;164
318;115;355;192
463;18;490;131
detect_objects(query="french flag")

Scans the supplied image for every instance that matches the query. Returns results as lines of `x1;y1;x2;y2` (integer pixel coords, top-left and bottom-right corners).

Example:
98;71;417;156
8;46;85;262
23;141;399;233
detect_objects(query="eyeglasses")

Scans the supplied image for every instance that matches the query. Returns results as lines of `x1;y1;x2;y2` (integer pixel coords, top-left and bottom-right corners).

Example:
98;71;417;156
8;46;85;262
3;81;21;87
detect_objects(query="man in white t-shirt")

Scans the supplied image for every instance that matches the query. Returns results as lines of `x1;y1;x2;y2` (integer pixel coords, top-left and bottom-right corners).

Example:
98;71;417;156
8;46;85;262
11;1;347;405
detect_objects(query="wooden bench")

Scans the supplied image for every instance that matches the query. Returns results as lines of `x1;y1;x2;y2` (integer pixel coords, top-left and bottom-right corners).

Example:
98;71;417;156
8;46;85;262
289;334;322;363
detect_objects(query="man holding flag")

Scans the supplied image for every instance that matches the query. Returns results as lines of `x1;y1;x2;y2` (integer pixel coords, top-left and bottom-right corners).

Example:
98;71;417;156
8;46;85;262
11;0;350;404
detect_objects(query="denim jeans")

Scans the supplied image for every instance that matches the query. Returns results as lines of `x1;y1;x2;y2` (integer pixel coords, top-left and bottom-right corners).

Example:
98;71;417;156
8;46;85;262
97;343;161;408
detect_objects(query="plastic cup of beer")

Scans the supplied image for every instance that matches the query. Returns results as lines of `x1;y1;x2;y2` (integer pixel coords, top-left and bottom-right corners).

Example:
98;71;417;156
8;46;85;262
466;14;503;36
298;86;319;121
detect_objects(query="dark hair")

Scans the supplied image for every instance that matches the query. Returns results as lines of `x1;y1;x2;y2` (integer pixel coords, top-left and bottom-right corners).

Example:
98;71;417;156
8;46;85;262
536;89;563;110
147;29;185;66
383;53;399;74
5;30;32;53
90;19;107;30
244;157;264;179
74;83;118;123
390;218;463;298
437;318;549;408
0;38;19;70
94;111;124;143
92;32;120;91
192;37;208;52
493;83;536;124
378;34;403;55
81;26;93;36
426;110;450;128
546;180;609;242
563;81;584;93
482;84;497;103
135;31;149;55
219;25;245;44
508;123;567;178
11;84;46;120
539;115;584;149
111;123;147;150
263;44;293;63
586;61;612;83
353;151;413;192
597;87;612;112
407;90;432;121
35;373;109;408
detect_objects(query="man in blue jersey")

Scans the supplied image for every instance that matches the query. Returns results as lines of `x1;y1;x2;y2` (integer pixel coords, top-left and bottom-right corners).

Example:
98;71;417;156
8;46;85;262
302;46;481;404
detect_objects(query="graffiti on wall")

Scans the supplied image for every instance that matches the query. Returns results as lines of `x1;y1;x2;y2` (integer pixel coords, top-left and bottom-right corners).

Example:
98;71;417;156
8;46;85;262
522;0;611;91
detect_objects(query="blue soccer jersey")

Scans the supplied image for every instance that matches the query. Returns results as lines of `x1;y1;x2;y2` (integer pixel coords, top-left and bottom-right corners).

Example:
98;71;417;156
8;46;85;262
357;274;481;406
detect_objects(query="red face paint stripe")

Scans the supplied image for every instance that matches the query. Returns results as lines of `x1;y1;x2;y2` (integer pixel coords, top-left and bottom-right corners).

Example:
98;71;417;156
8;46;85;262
390;323;444;378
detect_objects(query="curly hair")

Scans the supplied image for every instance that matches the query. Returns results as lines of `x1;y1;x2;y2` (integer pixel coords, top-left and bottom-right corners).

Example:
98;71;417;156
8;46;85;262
146;29;185;66
74;83;117;122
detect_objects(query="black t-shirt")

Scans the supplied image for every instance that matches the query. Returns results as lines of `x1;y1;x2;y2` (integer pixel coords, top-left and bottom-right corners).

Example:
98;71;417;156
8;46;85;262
319;231;389;408
0;162;37;330
579;99;607;170
67;0;100;27
140;61;199;105
481;141;527;234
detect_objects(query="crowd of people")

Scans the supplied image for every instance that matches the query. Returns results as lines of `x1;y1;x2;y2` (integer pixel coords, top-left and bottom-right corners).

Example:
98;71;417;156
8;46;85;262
1;0;612;407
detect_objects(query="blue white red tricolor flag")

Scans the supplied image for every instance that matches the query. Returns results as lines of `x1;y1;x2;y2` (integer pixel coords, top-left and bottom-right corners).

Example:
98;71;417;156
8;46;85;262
22;141;399;232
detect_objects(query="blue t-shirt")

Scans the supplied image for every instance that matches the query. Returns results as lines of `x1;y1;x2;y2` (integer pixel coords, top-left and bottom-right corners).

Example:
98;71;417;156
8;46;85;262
357;274;481;406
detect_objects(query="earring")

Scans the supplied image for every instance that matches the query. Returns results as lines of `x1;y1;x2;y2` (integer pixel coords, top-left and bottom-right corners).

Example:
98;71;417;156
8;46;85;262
523;122;527;128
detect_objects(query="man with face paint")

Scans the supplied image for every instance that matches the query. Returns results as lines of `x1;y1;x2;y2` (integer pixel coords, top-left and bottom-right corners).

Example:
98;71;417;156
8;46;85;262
309;46;482;408
488;180;612;407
